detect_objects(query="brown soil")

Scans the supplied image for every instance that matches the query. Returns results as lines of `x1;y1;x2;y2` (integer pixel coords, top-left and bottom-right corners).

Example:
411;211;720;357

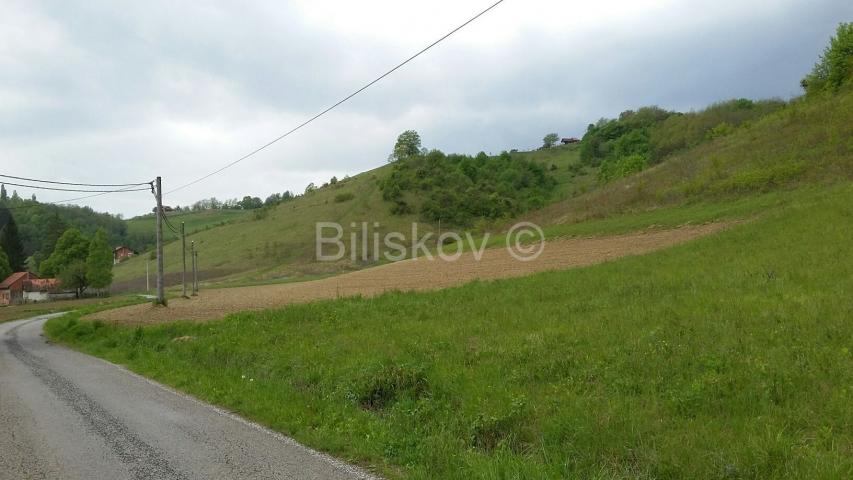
90;223;731;325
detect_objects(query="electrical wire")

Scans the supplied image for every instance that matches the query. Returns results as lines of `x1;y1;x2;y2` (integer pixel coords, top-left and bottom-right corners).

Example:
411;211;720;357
0;182;154;210
0;181;150;193
0;173;149;188
161;210;182;235
166;0;506;195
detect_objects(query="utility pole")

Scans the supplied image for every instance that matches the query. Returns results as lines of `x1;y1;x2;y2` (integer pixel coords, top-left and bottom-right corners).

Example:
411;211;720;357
181;221;187;298
195;250;198;295
191;240;198;296
154;176;166;305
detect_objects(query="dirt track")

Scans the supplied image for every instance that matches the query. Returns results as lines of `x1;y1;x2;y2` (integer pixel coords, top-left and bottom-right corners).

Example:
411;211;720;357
91;223;731;325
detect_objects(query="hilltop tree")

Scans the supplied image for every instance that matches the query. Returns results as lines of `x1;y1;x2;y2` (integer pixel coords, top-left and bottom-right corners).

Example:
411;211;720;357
40;228;89;277
542;133;559;148
86;228;113;291
0;184;7;202
238;196;263;210
0;247;11;280
0;206;25;271
389;130;422;162
802;22;853;95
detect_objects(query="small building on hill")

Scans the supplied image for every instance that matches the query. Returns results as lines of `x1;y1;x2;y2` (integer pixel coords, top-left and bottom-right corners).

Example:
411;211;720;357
0;272;38;306
561;137;580;145
114;246;136;264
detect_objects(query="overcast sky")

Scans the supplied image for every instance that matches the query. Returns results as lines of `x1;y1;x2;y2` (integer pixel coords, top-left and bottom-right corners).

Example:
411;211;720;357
1;0;850;217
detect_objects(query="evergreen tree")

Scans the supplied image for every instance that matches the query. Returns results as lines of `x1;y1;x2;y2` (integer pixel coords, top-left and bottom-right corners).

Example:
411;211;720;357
0;206;26;271
86;228;113;290
0;247;11;280
0;184;7;202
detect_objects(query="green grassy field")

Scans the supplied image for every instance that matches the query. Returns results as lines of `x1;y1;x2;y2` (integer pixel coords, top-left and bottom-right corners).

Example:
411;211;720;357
125;208;251;247
47;182;853;479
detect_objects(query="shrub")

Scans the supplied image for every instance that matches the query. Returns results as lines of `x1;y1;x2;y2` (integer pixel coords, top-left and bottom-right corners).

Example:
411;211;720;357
380;149;556;226
354;364;428;411
802;22;853;95
333;192;355;203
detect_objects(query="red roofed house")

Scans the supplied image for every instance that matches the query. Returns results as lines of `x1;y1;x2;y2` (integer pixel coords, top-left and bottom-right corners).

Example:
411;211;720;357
0;272;38;306
114;245;136;264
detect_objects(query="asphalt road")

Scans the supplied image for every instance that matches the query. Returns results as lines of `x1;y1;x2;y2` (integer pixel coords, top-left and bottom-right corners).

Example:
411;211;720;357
0;315;379;480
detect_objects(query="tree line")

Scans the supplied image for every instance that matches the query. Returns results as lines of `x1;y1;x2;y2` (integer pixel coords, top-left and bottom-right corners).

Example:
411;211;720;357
0;198;112;295
1;187;127;275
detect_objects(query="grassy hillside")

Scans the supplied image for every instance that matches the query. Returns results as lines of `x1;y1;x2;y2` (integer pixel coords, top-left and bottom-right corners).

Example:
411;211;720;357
124;208;251;250
114;85;850;291
112;146;588;287
47;182;853;479
525;87;853;227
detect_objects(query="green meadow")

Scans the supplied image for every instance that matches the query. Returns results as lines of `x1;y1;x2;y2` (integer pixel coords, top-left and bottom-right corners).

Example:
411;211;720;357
47;183;853;479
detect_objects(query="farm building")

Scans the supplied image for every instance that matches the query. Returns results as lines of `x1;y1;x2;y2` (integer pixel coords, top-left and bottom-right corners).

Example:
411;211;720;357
0;272;75;305
0;272;38;306
114;245;136;264
561;137;580;145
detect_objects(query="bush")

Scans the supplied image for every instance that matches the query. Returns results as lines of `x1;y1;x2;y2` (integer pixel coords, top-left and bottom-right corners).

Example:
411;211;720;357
380;149;556;225
333;192;355;203
650;99;785;160
353;364;428;411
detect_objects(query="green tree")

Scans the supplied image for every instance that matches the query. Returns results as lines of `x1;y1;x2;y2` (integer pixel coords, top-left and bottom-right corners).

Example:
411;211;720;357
0;247;11;280
238;196;263;210
0;206;25;271
86;228;113;291
40;228;89;277
389;130;422;162
802;22;853;95
0;184;7;202
542;133;559;148
58;260;88;298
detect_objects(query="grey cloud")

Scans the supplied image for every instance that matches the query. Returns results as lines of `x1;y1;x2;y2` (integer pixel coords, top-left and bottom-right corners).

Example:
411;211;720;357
1;0;850;216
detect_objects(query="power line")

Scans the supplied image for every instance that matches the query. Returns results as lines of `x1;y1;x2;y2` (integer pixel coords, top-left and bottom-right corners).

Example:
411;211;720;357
161;209;181;235
166;0;506;195
0;173;149;188
0;181;150;193
1;182;154;210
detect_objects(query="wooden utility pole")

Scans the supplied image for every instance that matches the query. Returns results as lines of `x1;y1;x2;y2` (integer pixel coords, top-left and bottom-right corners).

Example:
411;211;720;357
191;240;198;296
181;221;187;298
154;176;166;305
194;250;199;294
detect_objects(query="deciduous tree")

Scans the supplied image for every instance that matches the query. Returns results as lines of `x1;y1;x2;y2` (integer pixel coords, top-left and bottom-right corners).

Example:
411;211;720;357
86;228;113;291
40;228;89;277
389;130;422;162
542;133;559;148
